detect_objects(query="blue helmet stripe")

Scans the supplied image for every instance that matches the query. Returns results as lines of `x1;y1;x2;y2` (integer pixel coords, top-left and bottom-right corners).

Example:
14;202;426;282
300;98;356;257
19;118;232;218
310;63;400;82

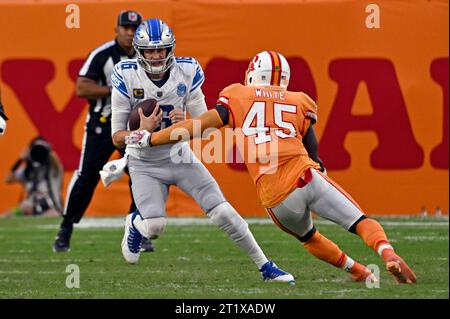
156;19;162;38
147;19;152;40
149;19;160;40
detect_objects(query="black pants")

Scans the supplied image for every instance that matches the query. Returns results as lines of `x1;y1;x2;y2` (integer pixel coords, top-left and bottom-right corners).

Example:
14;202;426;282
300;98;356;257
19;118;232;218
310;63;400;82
63;116;136;224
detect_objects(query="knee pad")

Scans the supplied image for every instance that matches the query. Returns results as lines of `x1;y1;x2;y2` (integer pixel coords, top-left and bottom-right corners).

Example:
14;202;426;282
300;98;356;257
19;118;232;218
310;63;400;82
136;217;167;239
207;202;248;241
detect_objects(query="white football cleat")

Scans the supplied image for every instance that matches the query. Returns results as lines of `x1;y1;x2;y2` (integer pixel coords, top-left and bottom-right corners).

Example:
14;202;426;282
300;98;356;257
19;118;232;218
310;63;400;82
121;211;144;264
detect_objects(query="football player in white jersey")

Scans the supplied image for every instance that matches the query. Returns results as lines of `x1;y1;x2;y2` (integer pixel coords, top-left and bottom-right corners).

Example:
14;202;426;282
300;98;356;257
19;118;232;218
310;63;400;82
110;18;294;283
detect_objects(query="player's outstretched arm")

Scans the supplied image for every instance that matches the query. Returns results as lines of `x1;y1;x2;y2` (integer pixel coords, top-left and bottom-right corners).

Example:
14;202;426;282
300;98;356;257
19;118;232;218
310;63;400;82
150;109;225;146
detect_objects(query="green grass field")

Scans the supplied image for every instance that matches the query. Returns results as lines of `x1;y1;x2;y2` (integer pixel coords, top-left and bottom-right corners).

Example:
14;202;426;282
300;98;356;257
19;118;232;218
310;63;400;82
0;216;448;299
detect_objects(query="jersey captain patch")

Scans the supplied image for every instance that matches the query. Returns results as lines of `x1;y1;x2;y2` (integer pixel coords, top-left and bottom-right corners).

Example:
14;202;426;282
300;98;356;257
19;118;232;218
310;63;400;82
133;88;145;99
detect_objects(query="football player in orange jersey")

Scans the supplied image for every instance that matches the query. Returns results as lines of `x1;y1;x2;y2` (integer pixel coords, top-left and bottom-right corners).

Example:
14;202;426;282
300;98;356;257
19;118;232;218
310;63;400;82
126;51;416;284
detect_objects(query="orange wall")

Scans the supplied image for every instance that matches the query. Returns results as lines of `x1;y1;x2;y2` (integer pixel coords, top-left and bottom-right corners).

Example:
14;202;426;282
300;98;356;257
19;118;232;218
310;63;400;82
0;0;448;216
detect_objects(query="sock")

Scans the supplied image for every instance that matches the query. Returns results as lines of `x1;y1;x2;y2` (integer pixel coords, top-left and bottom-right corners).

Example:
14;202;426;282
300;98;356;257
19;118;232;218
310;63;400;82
61;218;73;230
207;203;269;269
355;218;394;257
303;231;347;268
234;230;269;269
342;256;371;278
343;255;355;272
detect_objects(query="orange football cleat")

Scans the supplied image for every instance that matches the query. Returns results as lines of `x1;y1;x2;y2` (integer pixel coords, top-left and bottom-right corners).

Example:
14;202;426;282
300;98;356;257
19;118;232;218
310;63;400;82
383;250;417;284
349;262;378;283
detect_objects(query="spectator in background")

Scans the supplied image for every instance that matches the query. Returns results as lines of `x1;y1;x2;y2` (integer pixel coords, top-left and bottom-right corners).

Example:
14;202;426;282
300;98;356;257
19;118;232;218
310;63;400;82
53;10;154;252
0;86;8;136
3;137;63;217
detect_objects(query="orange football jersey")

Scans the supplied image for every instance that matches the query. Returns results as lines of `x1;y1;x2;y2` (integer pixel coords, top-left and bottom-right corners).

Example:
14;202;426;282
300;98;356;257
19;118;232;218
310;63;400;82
218;83;321;208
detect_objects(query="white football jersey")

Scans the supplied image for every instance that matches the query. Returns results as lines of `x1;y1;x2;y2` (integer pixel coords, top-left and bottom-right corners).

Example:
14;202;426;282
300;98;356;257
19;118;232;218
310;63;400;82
111;57;207;161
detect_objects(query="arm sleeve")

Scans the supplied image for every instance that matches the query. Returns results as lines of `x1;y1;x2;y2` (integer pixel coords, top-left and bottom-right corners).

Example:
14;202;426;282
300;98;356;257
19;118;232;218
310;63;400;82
214;104;230;126
111;63;132;135
151;109;225;146
217;84;238;128
78;51;103;81
302;125;325;172
185;88;207;117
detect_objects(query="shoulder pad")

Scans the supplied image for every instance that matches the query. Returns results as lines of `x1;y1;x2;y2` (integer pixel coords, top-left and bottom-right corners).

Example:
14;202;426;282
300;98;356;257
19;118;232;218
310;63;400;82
175;56;195;64
117;59;138;71
220;83;242;97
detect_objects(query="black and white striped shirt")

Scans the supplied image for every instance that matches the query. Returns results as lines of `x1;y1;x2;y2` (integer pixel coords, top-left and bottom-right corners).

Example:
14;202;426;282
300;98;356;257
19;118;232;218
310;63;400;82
0;101;7;120
79;39;135;121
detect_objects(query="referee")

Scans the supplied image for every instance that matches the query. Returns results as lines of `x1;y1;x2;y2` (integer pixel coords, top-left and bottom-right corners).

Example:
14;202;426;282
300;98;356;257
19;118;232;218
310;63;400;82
53;11;154;253
0;86;8;136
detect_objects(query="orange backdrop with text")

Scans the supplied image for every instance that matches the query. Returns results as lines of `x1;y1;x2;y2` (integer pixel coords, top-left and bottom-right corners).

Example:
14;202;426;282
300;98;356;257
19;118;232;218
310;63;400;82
0;0;448;216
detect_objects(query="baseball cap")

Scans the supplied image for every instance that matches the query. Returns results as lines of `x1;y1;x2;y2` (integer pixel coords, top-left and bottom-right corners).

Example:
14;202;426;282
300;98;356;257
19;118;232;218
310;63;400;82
117;10;142;27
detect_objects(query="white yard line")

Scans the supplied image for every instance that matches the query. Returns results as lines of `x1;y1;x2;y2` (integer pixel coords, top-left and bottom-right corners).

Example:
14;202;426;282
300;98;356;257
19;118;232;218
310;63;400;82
34;217;449;229
403;236;449;241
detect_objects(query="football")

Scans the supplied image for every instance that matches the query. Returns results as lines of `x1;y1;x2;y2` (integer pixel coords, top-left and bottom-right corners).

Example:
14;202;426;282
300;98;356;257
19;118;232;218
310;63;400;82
128;98;158;131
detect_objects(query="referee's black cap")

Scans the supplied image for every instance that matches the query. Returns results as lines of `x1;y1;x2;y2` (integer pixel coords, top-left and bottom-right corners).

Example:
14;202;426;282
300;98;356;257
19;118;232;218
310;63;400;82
117;10;142;27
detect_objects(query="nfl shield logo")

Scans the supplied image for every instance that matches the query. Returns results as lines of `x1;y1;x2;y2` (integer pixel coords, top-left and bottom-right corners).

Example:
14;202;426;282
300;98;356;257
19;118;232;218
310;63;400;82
177;83;187;97
128;12;138;22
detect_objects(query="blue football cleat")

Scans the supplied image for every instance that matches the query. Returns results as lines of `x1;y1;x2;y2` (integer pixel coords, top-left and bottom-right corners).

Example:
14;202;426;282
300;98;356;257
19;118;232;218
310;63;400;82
121;210;143;264
260;261;296;284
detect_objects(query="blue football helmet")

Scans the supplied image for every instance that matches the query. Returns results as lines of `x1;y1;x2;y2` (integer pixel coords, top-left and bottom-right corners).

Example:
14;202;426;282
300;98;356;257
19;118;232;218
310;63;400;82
133;18;176;74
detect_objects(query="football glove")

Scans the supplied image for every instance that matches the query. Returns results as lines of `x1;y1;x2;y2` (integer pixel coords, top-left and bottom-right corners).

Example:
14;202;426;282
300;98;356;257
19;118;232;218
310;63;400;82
99;153;129;187
125;130;151;148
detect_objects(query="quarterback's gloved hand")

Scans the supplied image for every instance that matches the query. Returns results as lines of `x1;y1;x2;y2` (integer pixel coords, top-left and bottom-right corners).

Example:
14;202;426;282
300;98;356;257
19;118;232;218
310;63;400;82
125;130;151;148
0;116;6;136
